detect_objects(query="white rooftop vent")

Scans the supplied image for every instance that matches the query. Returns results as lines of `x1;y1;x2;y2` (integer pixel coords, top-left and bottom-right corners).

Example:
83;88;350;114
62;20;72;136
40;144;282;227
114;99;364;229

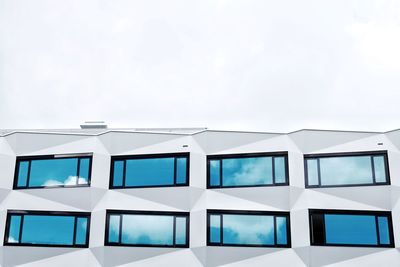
80;121;107;129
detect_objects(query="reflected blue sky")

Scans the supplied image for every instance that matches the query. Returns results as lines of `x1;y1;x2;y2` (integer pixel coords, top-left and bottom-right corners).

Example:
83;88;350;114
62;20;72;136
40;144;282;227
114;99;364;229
325;214;378;245
17;158;89;187
121;157;187;187
20;215;75;245
8;214;88;246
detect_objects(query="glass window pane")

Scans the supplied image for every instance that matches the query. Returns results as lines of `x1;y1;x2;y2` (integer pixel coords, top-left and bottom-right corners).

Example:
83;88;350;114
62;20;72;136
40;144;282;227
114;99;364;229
276;217;287;245
274;157;286;183
324;214;377;245
121;214;174;245
222;214;274;245
21;215;75;245
8;215;21;243
17;161;29;187
209;160;221;187
108;215;120;243
125;158;175;187
29;158;79;187
176;158;187;184
75;217;88;245
222;157;273;187
209;215;221;243
175;217;187;245
378;216;390;245
112;161;124;187
373;156;387;183
319;156;373;186
306;159;319;186
78;158;90;185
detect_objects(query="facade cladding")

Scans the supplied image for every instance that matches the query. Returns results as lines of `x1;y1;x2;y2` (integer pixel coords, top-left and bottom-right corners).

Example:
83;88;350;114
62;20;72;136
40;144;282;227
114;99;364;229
0;128;400;266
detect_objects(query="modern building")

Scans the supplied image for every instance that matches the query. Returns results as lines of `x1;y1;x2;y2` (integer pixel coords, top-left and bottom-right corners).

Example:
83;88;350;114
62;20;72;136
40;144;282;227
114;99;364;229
0;126;400;266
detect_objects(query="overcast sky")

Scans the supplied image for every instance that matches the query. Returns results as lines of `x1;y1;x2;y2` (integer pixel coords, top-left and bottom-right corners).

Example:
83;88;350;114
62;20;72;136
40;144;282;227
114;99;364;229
1;0;399;132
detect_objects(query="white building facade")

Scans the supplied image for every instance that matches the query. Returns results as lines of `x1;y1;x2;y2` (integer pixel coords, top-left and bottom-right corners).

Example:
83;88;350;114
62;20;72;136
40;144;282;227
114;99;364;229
0;127;400;266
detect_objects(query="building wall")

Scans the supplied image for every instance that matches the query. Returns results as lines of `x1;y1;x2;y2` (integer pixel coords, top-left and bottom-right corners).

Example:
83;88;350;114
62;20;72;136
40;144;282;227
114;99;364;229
0;129;400;266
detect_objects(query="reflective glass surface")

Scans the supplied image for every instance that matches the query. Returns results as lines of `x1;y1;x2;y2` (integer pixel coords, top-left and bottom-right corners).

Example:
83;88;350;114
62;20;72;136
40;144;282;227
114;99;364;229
108;215;121;243
378;216;390;245
111;155;189;188
223;214;274;245
320;156;373;186
121;215;173;245
125;158;174;187
208;212;290;247
5;212;90;247
21;215;75;245
325;214;377;245
175;217;187;245
15;157;91;188
223;157;273;186
8;215;21;243
276;216;288;245
373;156;387;183
208;155;287;188
75;217;88;245
306;159;319;186
209;160;221;186
310;210;393;247
209;215;221;243
305;153;388;187
112;161;124;187
176;158;187;184
17;161;29;187
107;212;189;247
274;157;286;184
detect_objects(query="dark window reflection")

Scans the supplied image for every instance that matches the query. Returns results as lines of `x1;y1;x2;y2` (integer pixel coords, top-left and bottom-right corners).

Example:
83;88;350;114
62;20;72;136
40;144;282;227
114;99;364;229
5;212;90;247
309;210;393;247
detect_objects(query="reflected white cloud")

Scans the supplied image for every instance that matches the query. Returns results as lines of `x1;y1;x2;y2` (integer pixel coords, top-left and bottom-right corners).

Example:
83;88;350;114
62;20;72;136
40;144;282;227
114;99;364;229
42;176;88;187
320;156;374;185
223;157;272;186
110;215;174;245
8;236;18;243
223;214;274;245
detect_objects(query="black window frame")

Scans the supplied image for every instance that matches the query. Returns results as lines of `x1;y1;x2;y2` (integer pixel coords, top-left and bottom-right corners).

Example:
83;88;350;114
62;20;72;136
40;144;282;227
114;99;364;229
13;153;93;190
104;210;190;248
304;150;390;188
207;152;289;189
309;209;395;248
3;210;91;248
109;152;190;189
207;209;291;248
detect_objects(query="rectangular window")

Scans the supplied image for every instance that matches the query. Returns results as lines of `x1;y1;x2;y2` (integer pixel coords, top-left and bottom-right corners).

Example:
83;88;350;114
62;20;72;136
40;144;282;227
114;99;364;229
4;210;90;247
14;154;92;189
105;210;189;247
304;151;389;188
207;152;289;188
309;209;394;247
207;210;291;247
110;153;189;188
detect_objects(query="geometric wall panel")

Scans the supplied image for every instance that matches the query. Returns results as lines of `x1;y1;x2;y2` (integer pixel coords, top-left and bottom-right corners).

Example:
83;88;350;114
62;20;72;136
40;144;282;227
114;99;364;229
0;127;400;266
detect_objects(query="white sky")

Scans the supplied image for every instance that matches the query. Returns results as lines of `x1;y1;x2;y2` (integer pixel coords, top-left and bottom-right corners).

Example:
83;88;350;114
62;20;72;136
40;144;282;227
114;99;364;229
1;0;400;132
